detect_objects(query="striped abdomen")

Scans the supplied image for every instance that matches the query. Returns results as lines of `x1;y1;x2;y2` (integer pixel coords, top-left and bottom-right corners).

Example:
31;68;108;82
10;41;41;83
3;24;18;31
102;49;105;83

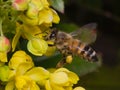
69;39;98;62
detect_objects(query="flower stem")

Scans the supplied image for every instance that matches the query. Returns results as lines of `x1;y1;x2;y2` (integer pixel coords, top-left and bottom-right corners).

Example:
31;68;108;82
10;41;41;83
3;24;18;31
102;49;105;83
0;19;3;36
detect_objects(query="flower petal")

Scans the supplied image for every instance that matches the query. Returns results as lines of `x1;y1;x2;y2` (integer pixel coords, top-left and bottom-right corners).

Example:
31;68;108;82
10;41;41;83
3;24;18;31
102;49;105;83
0;52;7;62
45;80;52;90
5;81;15;90
9;50;33;70
12;23;22;52
38;8;53;25
25;67;50;86
15;76;40;90
50;72;69;85
51;9;60;23
16;62;34;75
67;72;79;84
19;14;39;26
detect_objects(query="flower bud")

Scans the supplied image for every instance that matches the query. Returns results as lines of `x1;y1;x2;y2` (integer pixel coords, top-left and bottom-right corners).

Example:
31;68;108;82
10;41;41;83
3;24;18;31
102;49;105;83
12;0;30;11
0;36;10;52
0;65;9;81
73;87;85;90
27;38;48;56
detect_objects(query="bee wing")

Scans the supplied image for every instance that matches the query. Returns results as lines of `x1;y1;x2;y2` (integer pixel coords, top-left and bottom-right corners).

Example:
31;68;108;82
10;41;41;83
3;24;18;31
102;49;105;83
70;23;97;44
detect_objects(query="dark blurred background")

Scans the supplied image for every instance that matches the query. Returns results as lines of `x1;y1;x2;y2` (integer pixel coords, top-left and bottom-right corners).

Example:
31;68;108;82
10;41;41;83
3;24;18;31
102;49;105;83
63;0;120;90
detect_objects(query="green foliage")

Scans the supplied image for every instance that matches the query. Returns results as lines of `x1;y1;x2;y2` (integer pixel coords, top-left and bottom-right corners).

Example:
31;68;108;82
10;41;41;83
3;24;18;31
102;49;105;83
65;56;101;76
55;23;79;33
33;53;101;76
49;0;64;13
80;65;120;90
0;0;17;34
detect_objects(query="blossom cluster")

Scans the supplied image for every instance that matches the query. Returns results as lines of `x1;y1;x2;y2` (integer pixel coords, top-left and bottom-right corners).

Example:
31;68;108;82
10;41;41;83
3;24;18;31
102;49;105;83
12;0;60;25
0;0;85;90
12;0;60;56
0;51;85;90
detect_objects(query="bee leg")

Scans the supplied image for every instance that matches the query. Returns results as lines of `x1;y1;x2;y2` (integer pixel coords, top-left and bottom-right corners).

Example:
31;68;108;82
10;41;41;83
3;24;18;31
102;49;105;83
56;46;73;68
56;53;73;68
56;56;67;68
66;55;73;64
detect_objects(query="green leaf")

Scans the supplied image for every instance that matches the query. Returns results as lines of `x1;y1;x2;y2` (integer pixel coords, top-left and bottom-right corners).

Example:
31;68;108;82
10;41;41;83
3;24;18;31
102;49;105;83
80;65;120;90
56;23;79;33
33;53;61;68
65;56;102;76
33;53;102;76
49;0;64;13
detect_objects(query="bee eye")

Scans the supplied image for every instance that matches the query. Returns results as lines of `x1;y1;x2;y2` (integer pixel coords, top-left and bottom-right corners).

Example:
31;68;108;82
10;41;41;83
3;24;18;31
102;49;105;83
50;33;54;38
50;29;58;39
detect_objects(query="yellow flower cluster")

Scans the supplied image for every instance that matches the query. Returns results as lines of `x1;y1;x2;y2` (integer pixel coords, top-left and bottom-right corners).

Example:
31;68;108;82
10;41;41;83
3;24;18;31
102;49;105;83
12;0;60;26
0;51;85;90
0;0;86;90
12;0;59;56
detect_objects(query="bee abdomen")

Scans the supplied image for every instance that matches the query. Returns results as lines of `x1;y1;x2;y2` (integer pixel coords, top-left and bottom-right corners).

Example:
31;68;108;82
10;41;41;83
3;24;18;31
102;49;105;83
78;45;98;62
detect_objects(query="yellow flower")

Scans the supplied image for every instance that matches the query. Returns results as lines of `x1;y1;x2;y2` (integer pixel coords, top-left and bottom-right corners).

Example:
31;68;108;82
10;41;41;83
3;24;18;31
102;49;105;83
12;22;51;52
22;24;43;39
6;66;50;90
38;8;60;25
20;8;60;26
45;68;80;90
12;0;49;12
6;70;41;90
25;67;50;86
15;76;40;90
19;14;39;26
9;50;34;70
27;38;48;56
5;51;51;90
12;23;43;51
26;0;49;19
73;86;85;90
8;51;34;81
17;0;59;26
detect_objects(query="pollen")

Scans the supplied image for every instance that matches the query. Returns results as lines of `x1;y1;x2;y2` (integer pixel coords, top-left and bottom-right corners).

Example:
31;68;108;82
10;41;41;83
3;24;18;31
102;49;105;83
66;55;73;64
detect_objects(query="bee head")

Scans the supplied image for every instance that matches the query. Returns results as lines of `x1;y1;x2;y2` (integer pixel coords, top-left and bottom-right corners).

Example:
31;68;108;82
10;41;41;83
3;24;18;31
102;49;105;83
49;29;58;40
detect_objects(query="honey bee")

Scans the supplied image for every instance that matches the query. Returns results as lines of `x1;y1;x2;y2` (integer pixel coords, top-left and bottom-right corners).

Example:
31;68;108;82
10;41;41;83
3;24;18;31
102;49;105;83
47;23;98;68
